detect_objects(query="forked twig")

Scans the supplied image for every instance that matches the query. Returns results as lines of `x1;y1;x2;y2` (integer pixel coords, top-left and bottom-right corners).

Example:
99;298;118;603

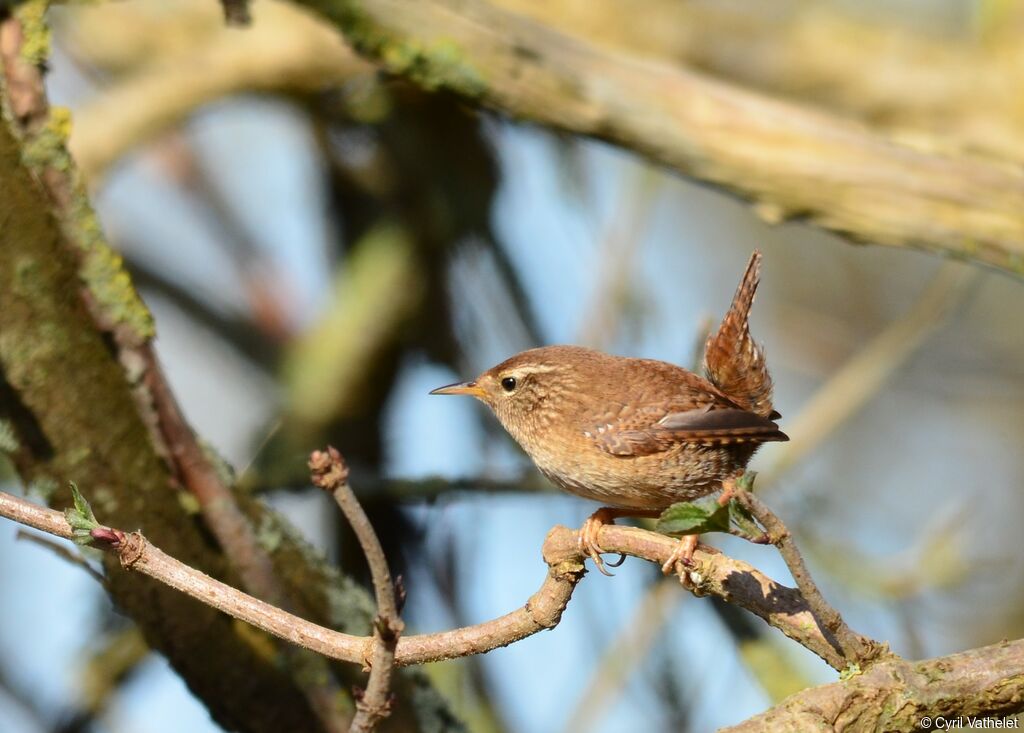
732;473;882;667
15;529;105;583
309;448;404;733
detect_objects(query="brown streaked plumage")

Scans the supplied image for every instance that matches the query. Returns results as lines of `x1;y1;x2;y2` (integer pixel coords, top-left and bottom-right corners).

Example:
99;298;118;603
432;251;786;574
704;251;775;419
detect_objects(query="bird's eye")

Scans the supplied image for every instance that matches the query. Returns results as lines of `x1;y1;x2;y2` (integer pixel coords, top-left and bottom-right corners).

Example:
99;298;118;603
501;376;517;392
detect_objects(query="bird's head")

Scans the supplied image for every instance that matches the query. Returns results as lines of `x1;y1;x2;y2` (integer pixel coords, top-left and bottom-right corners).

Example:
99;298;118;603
430;346;597;436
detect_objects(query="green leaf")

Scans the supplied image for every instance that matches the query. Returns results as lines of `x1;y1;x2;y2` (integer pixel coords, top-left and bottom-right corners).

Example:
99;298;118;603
71;529;96;546
657;495;730;536
64;481;99;538
736;470;757;492
70;481;96;522
65;512;94;532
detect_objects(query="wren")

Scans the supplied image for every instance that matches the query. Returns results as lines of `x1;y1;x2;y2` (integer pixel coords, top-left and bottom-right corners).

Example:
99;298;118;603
432;251;787;574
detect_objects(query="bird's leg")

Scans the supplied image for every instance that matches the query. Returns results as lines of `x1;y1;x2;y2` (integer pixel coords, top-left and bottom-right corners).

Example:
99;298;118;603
660;476;752;579
661;535;699;577
718;472;771;543
578;507;660;576
717;475;739;506
661;477;746;578
578;508;625;576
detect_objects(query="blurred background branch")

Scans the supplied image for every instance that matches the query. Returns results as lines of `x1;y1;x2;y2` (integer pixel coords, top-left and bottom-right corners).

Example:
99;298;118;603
759;260;981;486
297;0;1024;274
495;0;1024;163
65;0;373;184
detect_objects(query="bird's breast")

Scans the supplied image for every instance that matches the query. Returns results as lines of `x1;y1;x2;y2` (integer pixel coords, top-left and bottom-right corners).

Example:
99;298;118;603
525;436;754;510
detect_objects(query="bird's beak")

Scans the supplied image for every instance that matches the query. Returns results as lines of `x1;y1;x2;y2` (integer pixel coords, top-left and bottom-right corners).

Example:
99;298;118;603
430;380;486;398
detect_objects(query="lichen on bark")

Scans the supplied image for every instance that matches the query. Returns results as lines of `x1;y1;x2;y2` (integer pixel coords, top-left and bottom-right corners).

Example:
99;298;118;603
0;54;462;733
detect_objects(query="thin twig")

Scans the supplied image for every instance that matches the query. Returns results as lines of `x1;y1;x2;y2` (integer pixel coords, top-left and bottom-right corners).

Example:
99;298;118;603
733;478;881;667
310;447;404;733
16;529;105;583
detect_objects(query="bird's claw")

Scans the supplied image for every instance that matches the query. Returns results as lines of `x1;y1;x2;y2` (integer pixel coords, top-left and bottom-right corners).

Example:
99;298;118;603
661;534;699;579
578;511;625;576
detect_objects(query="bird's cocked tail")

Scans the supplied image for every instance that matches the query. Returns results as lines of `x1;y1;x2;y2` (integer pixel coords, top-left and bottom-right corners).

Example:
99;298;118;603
703;251;775;419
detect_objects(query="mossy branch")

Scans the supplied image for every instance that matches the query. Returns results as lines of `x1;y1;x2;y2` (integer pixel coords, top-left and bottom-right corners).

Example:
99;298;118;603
1;10;461;731
292;0;1024;275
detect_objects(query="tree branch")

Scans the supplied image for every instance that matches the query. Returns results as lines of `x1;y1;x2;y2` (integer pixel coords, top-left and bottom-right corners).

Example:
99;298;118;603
1;54;324;733
65;0;371;184
1;10;460;730
4;487;1023;729
0;486;861;670
493;0;1024;164
141;354;353;733
292;0;1024;275
732;478;882;667
0;488;580;667
721;638;1024;732
2;11;351;729
310;448;404;733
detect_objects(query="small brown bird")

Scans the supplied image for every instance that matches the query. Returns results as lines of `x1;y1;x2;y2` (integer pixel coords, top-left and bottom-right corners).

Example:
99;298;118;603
432;251;787;574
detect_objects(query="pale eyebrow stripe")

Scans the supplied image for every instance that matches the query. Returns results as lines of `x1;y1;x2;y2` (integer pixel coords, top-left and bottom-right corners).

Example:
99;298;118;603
519;364;559;374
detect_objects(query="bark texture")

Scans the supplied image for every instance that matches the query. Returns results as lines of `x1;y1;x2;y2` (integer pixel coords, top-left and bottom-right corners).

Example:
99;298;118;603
293;0;1024;275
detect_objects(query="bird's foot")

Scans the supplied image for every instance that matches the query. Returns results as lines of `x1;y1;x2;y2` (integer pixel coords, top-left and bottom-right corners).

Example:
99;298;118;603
661;534;699;578
578;508;627;576
717;475;739;506
717;473;769;543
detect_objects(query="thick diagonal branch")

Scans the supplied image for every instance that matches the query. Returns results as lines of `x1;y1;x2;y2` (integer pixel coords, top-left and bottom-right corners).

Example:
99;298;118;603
293;0;1024;274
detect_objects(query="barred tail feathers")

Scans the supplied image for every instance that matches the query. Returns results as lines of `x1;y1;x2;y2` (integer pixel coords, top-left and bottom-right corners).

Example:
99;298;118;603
702;251;775;418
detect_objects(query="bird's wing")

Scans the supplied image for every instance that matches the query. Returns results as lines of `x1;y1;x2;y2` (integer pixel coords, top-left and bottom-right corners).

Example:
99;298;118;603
703;251;776;418
590;403;788;458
